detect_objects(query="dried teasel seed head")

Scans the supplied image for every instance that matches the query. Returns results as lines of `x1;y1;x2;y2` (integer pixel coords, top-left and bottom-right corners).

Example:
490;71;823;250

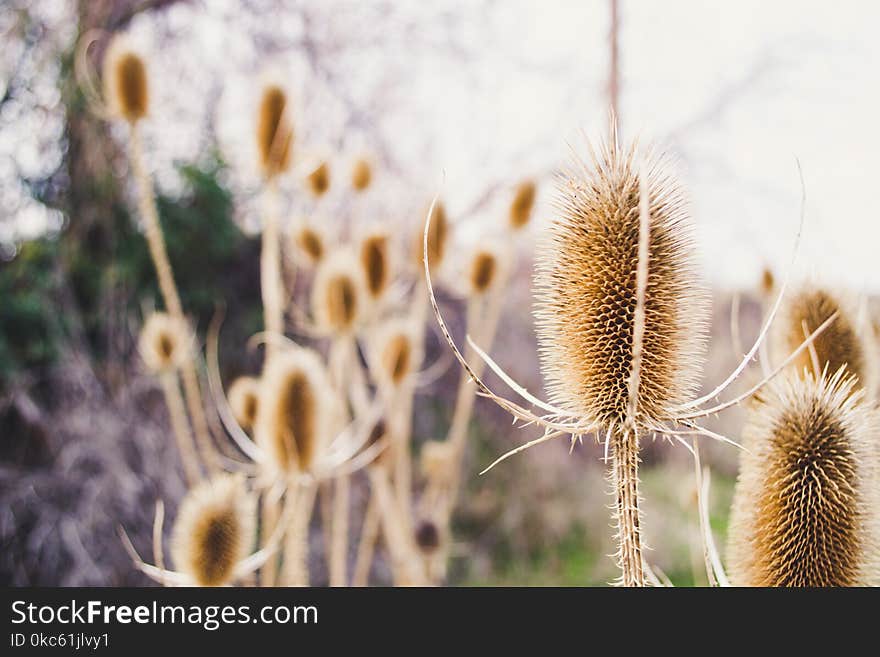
509;179;536;230
773;285;875;395
415;201;449;271
359;231;391;300
138;312;190;374
760;267;775;298
256;84;293;178
534;137;709;427
312;251;366;334
414;519;441;553
466;245;508;297
293;225;325;266
373;319;421;388
103;36;148;123
351;158;372;191
306;161;331;197
254;348;333;475
727;370;880;586
170;474;255;587
228;376;260;432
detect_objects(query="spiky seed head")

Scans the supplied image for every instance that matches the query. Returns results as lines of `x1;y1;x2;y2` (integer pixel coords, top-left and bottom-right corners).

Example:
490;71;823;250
103;36;148;123
254;348;333;475
773;285;874;394
170;474;255;587
414;519;441;553
138;312;190;374
351;158;372;191
467;245;509;297
359;232;391;300
415;201;449;271
293;225;325;265
509;179;536;230
727;370;880;586
256;85;293;178
760;267;775;298
228;376;260;432
312;250;366;335
306;161;330;197
420;440;456;485
534;137;709;428
373;319;421;388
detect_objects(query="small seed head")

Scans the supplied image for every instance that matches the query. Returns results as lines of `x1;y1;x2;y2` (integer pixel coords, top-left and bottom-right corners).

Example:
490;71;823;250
256;85;293;178
228;376;260;432
509;179;536;230
103;36;148;123
138;312;190;374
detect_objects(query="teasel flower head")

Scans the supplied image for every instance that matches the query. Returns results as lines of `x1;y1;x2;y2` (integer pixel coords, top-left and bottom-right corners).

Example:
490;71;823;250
534;137;709;428
760;267;776;299
359;229;392;301
138;312;191;374
228;376;260;432
509;179;537;230
414;519;442;554
254;347;334;476
312;249;367;335
372;318;422;389
351;158;372;192
103;35;149;123
170;474;256;587
256;84;293;178
727;369;880;586
772;285;875;396
306;161;331;198
292;223;326;267
466;243;509;298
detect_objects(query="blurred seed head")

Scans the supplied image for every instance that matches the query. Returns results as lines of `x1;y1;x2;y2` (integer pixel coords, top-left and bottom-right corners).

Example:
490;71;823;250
312;251;366;335
509;179;537;230
293;225;325;266
138;312;190;374
103;36;148;123
773;285;874;395
228;376;260;432
414;519;441;553
373;319;421;388
171;474;255;587
351;158;372;191
306;161;331;197
256;84;293;178
728;370;880;586
466;244;509;297
760;267;775;298
534;136;709;427
359;231;391;300
255;348;333;475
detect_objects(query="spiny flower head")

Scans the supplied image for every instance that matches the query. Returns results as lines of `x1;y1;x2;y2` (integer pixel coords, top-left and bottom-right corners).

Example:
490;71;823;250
359;229;392;301
773;285;874;395
256;84;293;178
312;250;366;335
138;312;190;374
306;161;330;197
373;318;421;388
254;347;334;475
170;474;255;587
727;370;880;587
292;224;326;266
103;35;148;123
466;243;509;297
534;136;709;428
509;179;537;230
228;376;260;432
351;158;372;191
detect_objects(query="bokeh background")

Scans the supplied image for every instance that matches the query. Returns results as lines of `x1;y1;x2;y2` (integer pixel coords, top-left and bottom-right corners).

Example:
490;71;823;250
2;0;878;586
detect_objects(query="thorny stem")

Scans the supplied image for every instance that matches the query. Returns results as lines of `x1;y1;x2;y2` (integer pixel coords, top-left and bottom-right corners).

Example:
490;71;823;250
330;472;350;586
130;124;219;476
612;425;644;587
260;177;285;362
352;494;381;587
159;372;201;486
281;481;317;587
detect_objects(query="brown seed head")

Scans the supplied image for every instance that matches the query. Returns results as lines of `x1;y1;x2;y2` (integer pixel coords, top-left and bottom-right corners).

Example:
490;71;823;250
103;37;148;123
469;250;498;296
773;286;873;394
255;348;333;475
534;137;709;428
351;158;372;191
760;267;775;298
138;312;190;374
228;376;260;432
312;252;365;334
170;474;255;586
306;161;331;197
294;226;325;265
360;233;390;300
373;318;421;389
509;179;536;230
256;85;293;178
414;519;441;553
727;370;880;586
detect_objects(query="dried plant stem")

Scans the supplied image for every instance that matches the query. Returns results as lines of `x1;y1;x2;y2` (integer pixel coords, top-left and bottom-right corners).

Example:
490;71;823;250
281;481;317;587
611;426;644;586
259;489;281;585
329;472;350;586
129;125;219;475
368;466;425;585
352;495;380;587
158;372;201;486
260;178;286;361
